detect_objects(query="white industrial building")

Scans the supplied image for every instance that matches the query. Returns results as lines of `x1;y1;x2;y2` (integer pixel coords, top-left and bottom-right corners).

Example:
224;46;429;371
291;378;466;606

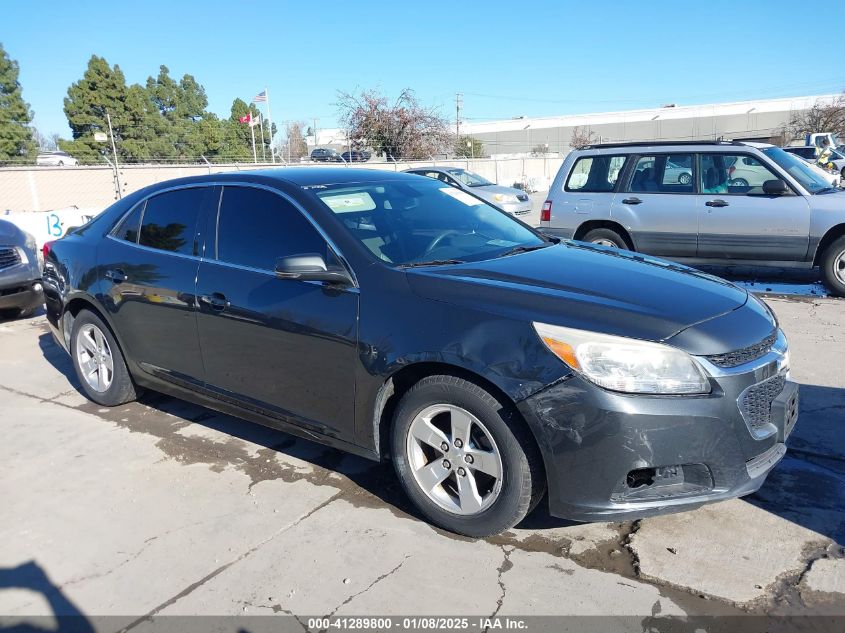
463;94;838;157
305;94;838;158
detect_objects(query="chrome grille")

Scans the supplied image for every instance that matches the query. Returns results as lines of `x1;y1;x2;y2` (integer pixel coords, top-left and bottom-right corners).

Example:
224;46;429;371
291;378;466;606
740;374;786;431
0;247;21;271
706;330;777;368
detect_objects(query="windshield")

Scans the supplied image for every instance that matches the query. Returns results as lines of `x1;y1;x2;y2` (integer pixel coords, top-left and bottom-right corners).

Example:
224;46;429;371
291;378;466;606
445;169;493;187
762;147;832;194
313;179;545;266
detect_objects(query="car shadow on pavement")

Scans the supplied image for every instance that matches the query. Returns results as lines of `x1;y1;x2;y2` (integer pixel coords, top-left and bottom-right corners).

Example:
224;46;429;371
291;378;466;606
746;383;845;545
0;561;94;633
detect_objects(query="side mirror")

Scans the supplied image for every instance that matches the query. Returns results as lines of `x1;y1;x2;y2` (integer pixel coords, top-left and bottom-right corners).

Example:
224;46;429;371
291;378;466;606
274;253;352;285
762;179;789;195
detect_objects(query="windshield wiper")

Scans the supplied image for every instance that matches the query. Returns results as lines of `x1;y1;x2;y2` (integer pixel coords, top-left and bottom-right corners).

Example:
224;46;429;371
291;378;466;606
499;243;554;257
399;259;465;268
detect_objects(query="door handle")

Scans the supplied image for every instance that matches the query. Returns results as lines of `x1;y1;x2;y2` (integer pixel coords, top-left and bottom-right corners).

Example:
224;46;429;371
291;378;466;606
105;269;127;283
705;199;729;208
622;197;642;205
199;293;230;311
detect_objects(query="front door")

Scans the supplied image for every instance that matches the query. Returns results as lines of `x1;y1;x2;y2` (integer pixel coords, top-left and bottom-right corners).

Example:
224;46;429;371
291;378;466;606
195;185;359;442
97;186;215;384
611;153;698;257
696;152;810;261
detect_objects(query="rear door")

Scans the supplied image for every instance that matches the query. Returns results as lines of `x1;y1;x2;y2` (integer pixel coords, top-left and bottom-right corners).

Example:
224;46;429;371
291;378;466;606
195;185;359;441
696;152;810;261
551;153;627;235
97;186;216;384
610;153;698;257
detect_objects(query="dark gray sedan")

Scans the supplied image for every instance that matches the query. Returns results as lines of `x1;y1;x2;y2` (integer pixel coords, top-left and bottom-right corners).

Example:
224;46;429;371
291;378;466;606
404;167;532;217
0;219;43;318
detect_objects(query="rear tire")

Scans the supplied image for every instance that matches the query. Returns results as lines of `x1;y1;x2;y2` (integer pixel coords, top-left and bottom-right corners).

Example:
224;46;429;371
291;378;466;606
70;309;138;406
582;228;629;250
821;236;845;297
391;375;545;537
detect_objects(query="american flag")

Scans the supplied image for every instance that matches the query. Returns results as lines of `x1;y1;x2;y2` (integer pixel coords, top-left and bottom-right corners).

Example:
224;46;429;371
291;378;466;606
252;90;267;103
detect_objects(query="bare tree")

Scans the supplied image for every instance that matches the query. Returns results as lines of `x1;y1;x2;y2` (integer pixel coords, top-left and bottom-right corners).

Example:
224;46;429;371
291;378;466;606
282;121;308;161
569;126;596;149
785;93;845;144
336;88;452;160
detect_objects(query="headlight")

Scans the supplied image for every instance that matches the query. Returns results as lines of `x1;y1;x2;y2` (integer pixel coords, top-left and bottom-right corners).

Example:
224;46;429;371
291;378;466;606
493;193;519;204
533;322;711;394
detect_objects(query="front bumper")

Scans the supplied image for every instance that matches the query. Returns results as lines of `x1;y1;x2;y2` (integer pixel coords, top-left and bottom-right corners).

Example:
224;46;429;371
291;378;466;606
0;279;44;312
501;200;533;217
517;349;798;522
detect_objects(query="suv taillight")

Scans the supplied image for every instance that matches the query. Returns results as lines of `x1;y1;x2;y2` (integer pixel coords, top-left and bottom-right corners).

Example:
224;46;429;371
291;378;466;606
42;240;54;260
540;200;552;222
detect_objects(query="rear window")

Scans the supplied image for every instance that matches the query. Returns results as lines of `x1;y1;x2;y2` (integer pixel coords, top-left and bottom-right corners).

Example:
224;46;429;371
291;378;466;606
139;187;207;255
565;155;628;192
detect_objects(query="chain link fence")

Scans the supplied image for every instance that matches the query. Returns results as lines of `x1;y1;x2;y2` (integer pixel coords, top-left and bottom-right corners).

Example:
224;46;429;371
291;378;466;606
0;157;564;215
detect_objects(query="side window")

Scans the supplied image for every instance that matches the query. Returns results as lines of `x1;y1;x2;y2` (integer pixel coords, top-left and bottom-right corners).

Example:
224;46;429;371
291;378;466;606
565;155;628;192
112;201;144;243
628;154;693;193
139;188;207;255
701;153;780;195
216;186;327;271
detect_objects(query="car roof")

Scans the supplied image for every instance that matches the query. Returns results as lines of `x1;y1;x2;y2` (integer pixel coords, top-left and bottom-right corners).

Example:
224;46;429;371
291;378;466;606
405;167;462;174
579;140;774;152
143;167;423;191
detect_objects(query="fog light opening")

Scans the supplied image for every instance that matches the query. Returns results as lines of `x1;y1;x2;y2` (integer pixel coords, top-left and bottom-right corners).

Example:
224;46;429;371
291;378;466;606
626;468;656;489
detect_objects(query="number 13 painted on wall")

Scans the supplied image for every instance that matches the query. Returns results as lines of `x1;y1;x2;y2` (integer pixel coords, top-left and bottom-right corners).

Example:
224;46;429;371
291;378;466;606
46;213;62;237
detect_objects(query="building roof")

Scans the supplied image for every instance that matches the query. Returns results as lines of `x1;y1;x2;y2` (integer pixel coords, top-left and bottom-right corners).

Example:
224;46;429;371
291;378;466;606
462;94;839;135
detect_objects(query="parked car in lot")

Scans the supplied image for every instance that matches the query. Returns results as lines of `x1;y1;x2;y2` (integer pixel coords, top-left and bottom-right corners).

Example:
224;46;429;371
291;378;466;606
310;148;343;162
541;140;845;295
43;168;797;536
403;167;532;217
36;151;78;167
341;150;371;163
0;219;43;319
783;145;845;179
797;157;841;188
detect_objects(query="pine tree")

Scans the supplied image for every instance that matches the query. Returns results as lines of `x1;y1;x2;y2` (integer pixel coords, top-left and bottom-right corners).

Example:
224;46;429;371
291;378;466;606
0;43;36;164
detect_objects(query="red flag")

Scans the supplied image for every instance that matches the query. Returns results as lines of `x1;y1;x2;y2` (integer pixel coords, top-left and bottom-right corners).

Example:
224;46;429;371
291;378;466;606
238;113;252;124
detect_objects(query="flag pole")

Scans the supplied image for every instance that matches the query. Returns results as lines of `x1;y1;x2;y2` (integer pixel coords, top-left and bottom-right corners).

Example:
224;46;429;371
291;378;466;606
264;87;276;164
258;111;267;162
250;112;257;163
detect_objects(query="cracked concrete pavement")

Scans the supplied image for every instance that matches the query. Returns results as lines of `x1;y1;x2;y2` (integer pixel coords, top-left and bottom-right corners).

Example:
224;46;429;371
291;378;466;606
0;296;843;623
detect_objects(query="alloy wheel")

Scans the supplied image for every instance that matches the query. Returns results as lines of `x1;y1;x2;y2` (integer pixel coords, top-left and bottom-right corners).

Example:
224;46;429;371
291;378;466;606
76;323;114;393
834;250;845;285
406;404;503;515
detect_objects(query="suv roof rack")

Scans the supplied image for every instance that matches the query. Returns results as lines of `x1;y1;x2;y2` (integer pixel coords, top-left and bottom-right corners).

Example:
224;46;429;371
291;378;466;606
582;139;744;149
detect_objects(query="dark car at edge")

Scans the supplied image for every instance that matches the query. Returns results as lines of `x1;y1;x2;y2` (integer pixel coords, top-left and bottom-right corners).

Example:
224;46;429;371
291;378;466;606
42;168;799;536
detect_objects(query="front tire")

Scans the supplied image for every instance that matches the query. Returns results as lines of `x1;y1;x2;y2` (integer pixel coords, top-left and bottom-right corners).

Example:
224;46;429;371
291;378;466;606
821;236;845;297
391;375;545;537
70;309;138;406
582;227;629;250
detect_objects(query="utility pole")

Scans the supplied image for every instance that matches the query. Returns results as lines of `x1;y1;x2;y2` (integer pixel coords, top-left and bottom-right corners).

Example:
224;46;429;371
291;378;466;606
312;118;319;148
455;93;463;142
106;111;121;199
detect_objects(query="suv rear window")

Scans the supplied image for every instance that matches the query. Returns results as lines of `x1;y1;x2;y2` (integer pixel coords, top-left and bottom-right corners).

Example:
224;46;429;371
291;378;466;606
565;155;627;192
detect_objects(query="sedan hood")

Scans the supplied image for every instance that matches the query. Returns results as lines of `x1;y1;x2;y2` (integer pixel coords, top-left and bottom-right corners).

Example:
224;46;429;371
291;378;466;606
406;242;767;354
472;184;524;199
0;219;24;244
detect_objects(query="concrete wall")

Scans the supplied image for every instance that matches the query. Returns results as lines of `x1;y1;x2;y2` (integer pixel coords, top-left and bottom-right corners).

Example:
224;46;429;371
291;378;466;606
0;158;564;214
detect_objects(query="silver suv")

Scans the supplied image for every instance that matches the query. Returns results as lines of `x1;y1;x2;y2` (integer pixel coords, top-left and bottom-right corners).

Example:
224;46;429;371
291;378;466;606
541;140;845;295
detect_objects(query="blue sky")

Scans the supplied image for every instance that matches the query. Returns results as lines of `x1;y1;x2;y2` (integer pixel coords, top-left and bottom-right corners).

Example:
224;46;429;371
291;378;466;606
4;0;845;137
